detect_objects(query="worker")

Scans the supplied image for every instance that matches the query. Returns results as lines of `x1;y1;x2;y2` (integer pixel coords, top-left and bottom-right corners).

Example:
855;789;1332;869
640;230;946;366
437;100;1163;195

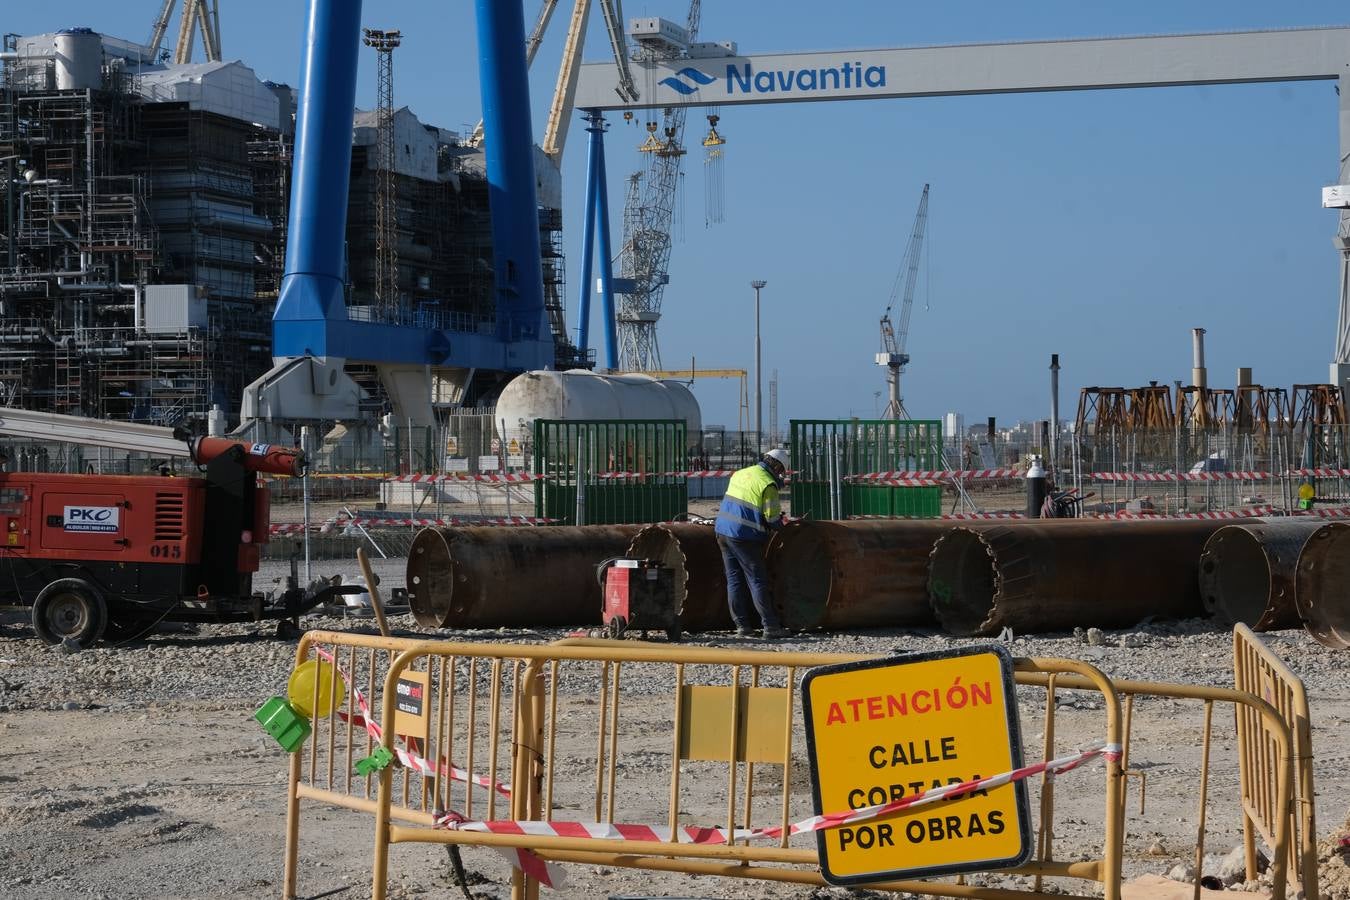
715;448;791;640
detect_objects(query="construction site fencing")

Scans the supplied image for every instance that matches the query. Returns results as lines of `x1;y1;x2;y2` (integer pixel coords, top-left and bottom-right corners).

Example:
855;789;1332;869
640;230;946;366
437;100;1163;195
790;418;944;519
1068;425;1350;518
277;630;1309;900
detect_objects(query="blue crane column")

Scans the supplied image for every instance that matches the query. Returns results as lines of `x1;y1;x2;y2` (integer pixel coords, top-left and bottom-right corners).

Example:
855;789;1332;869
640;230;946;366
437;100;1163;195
266;0;551;371
271;0;363;358
575;112;602;355
592;115;619;370
475;0;549;352
575;109;618;369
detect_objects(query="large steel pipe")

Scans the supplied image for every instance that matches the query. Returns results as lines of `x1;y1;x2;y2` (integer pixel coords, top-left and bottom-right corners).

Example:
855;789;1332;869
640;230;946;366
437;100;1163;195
766;520;973;630
1295;521;1350;649
626;523;733;632
1198;520;1326;630
407;525;643;628
927;520;1239;636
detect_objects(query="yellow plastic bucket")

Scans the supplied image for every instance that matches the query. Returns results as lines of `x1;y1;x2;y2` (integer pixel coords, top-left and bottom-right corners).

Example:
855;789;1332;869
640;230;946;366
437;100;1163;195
287;659;346;719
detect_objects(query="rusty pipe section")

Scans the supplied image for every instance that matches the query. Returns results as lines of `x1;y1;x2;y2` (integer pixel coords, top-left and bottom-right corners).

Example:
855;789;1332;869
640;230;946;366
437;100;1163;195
927;520;1241;637
1295;521;1350;649
1198;519;1325;631
407;525;643;628
626;523;733;632
766;520;976;630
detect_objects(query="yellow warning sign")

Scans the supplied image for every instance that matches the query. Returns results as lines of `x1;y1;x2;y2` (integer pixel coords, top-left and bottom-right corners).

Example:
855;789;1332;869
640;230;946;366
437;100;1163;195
802;646;1031;885
445;436;459;455
507;438;521;455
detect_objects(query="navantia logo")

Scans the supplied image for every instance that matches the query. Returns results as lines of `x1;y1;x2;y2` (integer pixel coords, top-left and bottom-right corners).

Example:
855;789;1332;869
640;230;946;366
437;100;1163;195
660;62;889;97
659;66;717;95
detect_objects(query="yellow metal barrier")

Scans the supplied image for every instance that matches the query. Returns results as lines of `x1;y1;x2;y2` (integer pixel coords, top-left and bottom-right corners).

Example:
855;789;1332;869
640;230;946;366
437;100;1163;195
1233;624;1319;900
277;632;1300;900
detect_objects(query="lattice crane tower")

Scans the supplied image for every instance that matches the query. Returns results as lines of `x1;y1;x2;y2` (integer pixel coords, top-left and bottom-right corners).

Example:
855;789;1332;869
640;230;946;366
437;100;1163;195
616;1;703;372
363;27;402;317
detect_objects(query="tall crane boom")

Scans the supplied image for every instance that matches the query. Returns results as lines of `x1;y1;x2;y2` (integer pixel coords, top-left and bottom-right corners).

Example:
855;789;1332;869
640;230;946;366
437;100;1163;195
877;184;930;419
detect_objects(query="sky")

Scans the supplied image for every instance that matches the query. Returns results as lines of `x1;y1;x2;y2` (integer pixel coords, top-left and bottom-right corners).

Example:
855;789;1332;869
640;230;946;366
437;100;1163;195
6;1;1350;431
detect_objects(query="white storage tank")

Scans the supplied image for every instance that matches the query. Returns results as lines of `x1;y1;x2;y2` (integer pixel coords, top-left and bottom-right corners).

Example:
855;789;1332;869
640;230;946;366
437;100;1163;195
494;370;702;449
54;28;103;91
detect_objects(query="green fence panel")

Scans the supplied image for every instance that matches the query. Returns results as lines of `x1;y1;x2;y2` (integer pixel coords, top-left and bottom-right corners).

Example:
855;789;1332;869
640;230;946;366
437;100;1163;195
533;419;688;525
788;418;943;520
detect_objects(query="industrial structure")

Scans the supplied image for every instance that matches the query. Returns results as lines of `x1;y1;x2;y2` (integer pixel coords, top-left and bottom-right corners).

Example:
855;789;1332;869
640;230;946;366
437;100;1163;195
0;21;579;431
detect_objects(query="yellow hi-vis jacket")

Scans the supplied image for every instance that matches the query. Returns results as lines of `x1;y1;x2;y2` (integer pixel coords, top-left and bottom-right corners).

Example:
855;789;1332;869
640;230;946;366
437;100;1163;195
714;462;781;541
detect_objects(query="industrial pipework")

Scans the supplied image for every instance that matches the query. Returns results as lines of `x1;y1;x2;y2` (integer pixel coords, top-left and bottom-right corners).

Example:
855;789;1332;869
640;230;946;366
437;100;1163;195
1198;519;1325;631
1295;522;1350;649
767;520;956;630
407;525;642;628
927;520;1238;636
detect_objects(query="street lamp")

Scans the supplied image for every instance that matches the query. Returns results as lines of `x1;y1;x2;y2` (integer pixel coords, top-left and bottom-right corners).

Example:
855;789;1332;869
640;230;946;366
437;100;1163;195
751;280;766;456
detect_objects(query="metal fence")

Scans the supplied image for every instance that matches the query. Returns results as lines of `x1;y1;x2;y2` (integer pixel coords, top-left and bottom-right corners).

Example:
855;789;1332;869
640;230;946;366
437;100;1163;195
533;418;688;525
789;419;944;519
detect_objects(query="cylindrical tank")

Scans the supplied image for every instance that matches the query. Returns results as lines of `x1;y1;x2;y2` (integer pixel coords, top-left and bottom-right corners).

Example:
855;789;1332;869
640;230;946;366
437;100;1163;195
494;370;702;450
928;519;1241;636
54;28;102;91
1198;519;1325;630
626;523;732;631
1294;522;1350;649
406;524;643;628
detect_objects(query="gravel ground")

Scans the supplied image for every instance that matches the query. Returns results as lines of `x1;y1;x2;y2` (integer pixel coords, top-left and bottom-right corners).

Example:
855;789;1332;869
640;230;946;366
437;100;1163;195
0;556;1346;899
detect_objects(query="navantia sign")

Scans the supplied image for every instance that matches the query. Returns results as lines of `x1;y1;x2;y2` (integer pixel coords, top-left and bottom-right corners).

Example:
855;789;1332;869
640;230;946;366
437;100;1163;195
801;645;1031;885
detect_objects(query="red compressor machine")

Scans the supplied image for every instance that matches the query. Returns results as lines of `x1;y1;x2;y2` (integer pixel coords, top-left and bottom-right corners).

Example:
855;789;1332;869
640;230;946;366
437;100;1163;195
0;433;353;646
596;557;681;642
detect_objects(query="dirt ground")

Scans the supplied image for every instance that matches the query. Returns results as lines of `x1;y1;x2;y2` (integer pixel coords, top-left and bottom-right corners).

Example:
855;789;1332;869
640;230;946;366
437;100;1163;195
0;561;1347;900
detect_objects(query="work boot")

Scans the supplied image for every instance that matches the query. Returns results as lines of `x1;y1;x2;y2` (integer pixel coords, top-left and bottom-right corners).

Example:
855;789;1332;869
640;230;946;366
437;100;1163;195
762;626;790;640
735;625;754;638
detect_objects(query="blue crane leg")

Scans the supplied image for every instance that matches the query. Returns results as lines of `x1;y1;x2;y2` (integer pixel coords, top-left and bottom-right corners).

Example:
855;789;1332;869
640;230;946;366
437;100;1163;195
576;112;603;356
475;0;548;353
271;0;362;358
592;116;618;370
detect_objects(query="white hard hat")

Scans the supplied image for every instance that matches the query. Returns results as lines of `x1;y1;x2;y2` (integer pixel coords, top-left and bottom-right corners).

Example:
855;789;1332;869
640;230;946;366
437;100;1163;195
764;448;790;469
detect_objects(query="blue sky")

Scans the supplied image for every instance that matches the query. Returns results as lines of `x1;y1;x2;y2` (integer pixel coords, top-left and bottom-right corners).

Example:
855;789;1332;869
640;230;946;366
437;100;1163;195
7;2;1349;430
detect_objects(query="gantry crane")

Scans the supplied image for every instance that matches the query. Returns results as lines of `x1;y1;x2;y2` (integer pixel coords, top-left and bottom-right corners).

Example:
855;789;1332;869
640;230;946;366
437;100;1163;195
876;183;930;420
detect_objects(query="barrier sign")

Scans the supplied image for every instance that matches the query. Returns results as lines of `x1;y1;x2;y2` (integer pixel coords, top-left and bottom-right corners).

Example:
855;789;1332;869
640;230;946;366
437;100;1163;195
801;645;1031;885
393;670;431;744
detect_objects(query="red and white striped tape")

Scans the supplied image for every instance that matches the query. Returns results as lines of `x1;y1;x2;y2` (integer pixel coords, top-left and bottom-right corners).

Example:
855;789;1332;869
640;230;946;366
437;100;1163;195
1098;507;1275;520
1091;471;1272;482
270;516;555;534
1287;506;1350;518
848;512;1027;520
1287;468;1350;478
310;647;512;797
594;469;739;480
433;742;1117;889
304;648;565;887
848;469;1021;482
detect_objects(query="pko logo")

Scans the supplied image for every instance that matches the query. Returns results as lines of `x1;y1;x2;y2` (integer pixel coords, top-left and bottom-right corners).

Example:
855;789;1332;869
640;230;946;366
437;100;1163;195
63;505;121;533
660;62;888;97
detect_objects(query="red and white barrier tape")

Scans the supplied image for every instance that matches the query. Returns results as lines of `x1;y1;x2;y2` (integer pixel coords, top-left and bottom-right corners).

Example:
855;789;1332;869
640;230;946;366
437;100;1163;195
1091;471;1272;482
1099;507;1275;520
1287;505;1350;518
594;469;739;480
310;648;512;798
270;516;555;534
433;742;1117;889
848;513;1027;520
848;469;1021;482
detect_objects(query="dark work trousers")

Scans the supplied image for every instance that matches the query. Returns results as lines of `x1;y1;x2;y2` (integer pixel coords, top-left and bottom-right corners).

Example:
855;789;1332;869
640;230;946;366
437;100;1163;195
716;533;781;630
